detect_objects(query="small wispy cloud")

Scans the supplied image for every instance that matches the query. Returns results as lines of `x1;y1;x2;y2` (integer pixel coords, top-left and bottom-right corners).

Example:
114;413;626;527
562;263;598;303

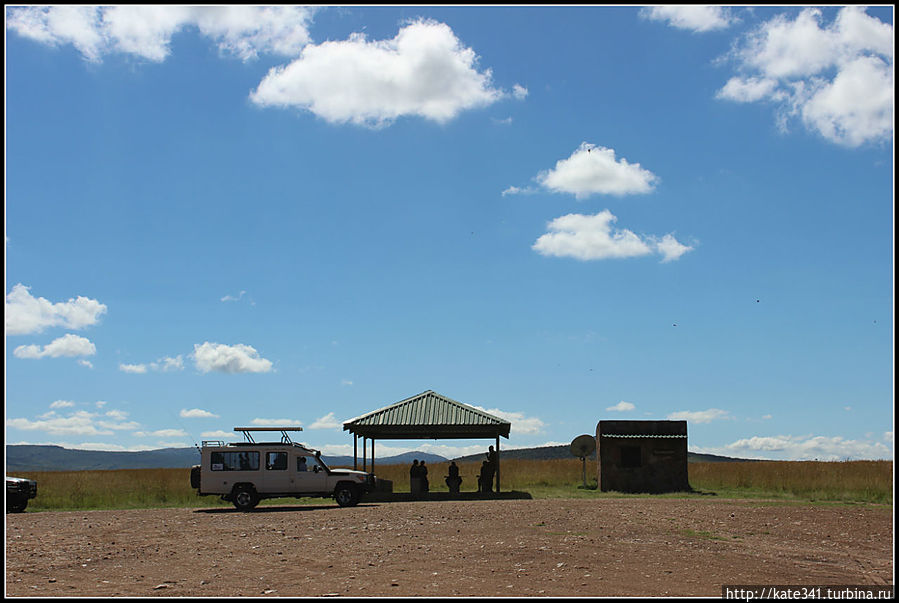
666;408;731;423
606;401;635;412
180;408;220;419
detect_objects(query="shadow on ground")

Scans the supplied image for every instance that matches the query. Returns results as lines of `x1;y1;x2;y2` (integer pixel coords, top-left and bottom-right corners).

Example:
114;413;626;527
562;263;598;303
364;490;533;503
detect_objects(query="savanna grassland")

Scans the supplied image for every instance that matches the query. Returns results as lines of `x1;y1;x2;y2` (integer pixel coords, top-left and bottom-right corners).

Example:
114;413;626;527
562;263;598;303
8;458;892;512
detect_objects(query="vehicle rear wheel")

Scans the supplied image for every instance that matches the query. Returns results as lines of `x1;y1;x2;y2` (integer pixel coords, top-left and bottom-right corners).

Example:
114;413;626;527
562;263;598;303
232;486;259;512
334;484;359;507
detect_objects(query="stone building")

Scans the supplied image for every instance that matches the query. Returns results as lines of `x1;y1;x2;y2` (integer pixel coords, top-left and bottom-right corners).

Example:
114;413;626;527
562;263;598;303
596;420;690;493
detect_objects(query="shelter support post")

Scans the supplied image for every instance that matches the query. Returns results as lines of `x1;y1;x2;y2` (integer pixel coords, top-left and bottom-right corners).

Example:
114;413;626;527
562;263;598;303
495;435;501;493
363;437;367;472
354;435;358;471
371;439;375;474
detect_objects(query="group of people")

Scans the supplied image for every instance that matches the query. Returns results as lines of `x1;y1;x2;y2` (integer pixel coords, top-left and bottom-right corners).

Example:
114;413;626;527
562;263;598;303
409;446;498;496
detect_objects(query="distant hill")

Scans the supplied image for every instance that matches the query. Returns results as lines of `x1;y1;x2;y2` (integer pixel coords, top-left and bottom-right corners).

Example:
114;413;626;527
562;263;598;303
451;444;756;464
5;445;446;473
5;443;753;473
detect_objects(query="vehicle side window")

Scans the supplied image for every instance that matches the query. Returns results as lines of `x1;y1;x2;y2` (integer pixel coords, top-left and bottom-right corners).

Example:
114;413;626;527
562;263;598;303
210;451;259;471
266;452;288;470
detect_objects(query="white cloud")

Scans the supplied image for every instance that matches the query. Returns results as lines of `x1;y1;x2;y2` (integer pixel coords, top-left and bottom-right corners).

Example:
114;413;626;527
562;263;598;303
192;342;273;374
535;143;658;199
201;430;234;439
654;233;694;263
884;432;893;443
180;408;220;419
472;406;545;435
50;400;76;409
250;19;517;127
8;409;138;436
716;76;780;103
6;283;107;335
14;333;97;359
221;290;246;302
641;6;737;32
134;428;187;438
718;7;893;147
78;359;94;369
533;210;693;262
501;185;538;196
120;355;184;373
341;379;354;387
151;355;184;372
6;6;316;63
606;401;636;412
666;408;731;423
309;412;341;429
251;418;303;426
723;434;892;461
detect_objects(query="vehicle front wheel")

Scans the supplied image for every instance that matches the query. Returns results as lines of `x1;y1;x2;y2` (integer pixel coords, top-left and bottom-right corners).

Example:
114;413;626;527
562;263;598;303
334;484;359;507
232;486;259;512
7;496;27;513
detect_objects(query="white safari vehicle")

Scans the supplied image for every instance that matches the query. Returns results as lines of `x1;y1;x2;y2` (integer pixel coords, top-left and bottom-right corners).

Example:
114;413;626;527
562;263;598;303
190;427;376;511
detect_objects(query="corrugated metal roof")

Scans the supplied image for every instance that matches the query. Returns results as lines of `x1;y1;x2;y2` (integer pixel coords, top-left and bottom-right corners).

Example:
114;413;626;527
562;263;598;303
343;390;511;439
600;434;687;439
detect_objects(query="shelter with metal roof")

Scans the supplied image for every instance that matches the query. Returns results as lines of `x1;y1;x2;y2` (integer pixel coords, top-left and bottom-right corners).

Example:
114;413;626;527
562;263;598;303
343;390;511;492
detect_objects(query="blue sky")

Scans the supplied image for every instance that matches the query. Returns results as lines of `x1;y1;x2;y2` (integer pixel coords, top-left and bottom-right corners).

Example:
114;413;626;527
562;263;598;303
5;6;894;461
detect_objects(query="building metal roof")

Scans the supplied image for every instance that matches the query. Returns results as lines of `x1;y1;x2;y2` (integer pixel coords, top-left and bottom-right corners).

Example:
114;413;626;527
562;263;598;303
597;420;688;438
600;434;687;438
343;390;511;440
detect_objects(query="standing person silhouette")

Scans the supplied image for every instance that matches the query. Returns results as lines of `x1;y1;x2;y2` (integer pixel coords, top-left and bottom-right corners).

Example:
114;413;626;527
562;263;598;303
484;446;498;492
420;461;429;493
410;459;421;496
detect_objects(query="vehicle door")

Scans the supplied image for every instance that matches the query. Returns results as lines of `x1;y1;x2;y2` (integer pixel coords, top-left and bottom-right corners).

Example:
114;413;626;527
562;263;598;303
262;450;292;494
293;454;328;494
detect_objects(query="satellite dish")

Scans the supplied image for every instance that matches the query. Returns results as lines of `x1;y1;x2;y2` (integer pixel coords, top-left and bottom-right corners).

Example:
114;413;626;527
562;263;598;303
570;434;596;459
570;435;596;488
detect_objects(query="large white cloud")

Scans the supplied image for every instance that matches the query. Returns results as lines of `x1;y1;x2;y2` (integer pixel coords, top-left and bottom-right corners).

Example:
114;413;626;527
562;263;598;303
250;19;517;127
533;210;693;262
309;412;341;429
14;333;97;359
472;406;546;435
722;434;892;461
6;5;316;62
533;143;659;199
8;408;139;436
640;6;737;32
717;7;893;147
193;342;273;374
6;283;107;335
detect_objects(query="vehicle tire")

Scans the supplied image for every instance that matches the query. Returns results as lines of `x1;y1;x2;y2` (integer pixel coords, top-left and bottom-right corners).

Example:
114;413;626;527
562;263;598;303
334;484;359;507
232;486;259;512
7;496;27;513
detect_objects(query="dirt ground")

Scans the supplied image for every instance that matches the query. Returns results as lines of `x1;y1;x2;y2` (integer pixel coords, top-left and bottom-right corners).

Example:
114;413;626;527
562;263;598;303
5;497;893;597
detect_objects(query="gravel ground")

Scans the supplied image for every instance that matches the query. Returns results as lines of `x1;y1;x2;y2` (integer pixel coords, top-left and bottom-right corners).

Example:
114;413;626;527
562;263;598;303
5;497;893;597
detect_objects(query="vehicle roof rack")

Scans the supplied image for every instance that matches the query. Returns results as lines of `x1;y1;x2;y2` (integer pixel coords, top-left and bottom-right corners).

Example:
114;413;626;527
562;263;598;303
233;426;303;444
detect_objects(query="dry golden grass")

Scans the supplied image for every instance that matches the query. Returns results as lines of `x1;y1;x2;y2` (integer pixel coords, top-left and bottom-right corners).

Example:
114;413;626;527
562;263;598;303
9;458;891;511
